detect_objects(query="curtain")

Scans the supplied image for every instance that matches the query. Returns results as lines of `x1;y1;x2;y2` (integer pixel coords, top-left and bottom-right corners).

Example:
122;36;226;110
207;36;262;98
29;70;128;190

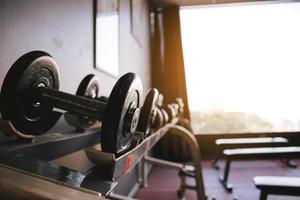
151;6;190;119
151;6;192;161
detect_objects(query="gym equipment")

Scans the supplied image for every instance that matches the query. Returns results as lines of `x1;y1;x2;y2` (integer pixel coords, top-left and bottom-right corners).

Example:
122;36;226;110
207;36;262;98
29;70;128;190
254;176;300;200
0;50;195;199
155;94;169;125
219;146;300;192
160;109;169;125
0;51;142;154
137;90;183;135
163;104;176;122
101;72;142;154
136;88;159;137
212;137;289;170
0;51;61;135
176;97;184;116
152;107;164;129
140;125;207;200
154;94;183;125
64;74;101;130
0;112;181;199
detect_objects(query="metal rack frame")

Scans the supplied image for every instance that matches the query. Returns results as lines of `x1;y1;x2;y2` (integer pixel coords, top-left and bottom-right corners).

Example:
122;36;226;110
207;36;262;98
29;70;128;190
140;125;207;200
0;117;207;199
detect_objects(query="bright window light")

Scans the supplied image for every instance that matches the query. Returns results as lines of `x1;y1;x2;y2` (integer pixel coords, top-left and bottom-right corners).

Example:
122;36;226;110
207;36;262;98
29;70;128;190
180;2;300;133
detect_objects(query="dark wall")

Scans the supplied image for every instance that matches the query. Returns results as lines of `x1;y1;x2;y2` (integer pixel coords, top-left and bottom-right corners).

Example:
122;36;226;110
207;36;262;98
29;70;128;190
0;0;151;196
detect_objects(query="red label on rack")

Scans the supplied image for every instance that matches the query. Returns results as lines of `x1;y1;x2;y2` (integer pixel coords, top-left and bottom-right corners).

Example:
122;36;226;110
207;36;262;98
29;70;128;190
124;155;133;173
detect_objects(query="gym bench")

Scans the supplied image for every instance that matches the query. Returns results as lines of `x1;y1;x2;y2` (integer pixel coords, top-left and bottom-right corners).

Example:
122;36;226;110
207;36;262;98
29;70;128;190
212;137;289;169
219;146;300;192
253;176;300;200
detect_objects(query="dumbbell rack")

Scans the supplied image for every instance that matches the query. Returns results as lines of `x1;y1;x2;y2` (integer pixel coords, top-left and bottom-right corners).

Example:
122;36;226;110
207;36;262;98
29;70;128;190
0;117;189;199
0;118;100;160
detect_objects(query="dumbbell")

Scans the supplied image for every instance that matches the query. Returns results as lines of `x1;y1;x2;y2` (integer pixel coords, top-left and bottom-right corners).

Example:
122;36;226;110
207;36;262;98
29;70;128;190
172;97;184;117
152;107;164;129
64;74;105;130
176;97;184;116
164;104;177;122
168;101;182;119
172;99;183;116
152;94;164;129
156;94;169;126
163;97;185;121
0;51;142;154
142;91;170;131
170;103;179;116
66;74;145;152
136;88;159;137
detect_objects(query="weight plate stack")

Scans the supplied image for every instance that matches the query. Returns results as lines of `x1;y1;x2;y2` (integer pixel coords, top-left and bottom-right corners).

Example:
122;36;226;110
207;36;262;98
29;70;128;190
137;88;159;137
72;74;100;129
101;73;142;155
0;51;61;135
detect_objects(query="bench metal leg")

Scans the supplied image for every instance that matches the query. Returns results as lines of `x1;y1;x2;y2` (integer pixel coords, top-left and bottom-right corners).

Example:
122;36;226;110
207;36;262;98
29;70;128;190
281;158;297;168
212;146;220;170
211;158;220;170
259;191;268;200
219;159;233;192
177;172;186;200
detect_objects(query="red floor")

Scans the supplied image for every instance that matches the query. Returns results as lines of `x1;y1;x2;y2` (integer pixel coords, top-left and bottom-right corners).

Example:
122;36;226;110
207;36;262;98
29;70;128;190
136;160;300;200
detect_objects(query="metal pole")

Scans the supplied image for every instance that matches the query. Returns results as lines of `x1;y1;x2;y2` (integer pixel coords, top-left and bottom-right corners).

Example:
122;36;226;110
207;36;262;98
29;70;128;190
140;154;148;188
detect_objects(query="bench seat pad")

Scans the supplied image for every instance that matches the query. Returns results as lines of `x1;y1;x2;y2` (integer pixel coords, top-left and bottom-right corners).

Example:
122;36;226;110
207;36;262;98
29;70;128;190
224;146;300;156
254;176;300;197
254;176;300;188
216;137;288;145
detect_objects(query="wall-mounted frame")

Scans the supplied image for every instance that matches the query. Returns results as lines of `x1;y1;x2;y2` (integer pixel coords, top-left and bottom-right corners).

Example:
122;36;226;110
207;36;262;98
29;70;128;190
94;0;120;77
130;0;143;47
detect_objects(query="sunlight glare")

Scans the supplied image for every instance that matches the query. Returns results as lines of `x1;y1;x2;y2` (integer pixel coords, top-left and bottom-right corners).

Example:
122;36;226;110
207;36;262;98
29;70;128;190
180;2;300;127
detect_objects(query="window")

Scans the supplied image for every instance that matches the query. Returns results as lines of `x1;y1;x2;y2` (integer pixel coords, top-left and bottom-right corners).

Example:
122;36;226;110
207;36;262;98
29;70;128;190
95;0;119;77
180;2;300;133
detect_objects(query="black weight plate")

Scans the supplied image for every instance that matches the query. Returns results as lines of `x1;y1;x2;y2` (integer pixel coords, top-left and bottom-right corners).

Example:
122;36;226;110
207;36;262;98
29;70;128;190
137;88;159;136
171;103;179;117
176;98;184;115
77;74;100;98
0;51;61;135
160;108;169;125
153;107;163;129
75;74;100;128
101;73;142;154
164;104;176;123
157;94;164;107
